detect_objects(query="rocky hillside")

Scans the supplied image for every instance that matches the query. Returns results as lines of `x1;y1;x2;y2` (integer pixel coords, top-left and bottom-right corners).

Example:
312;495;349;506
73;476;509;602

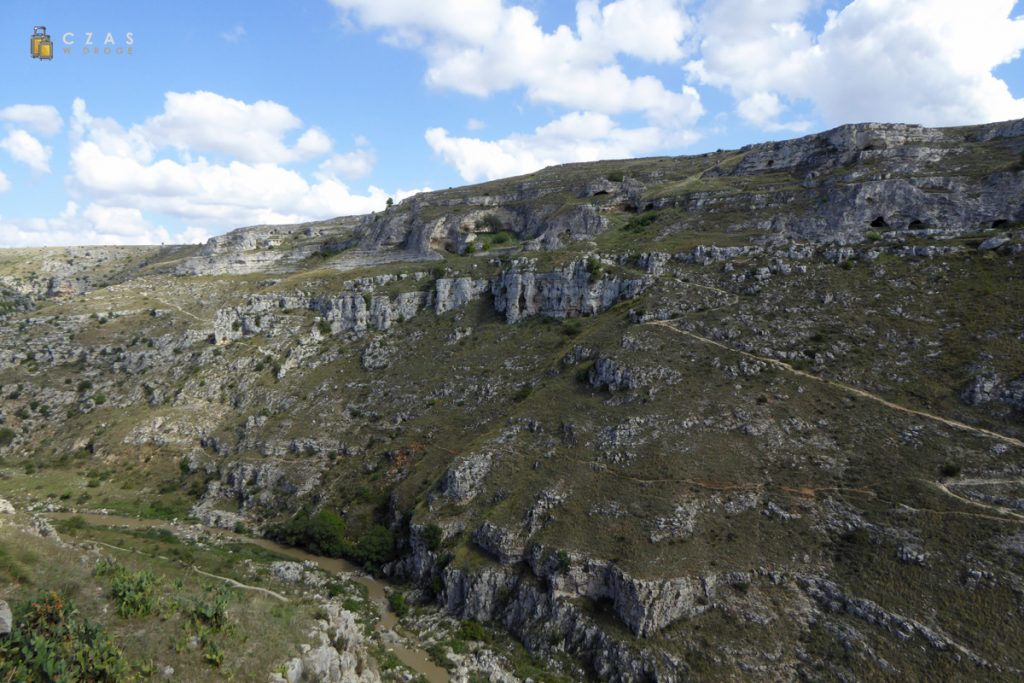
2;119;1024;681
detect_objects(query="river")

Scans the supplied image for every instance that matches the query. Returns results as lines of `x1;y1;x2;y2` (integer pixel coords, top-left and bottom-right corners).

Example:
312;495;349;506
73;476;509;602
46;512;450;683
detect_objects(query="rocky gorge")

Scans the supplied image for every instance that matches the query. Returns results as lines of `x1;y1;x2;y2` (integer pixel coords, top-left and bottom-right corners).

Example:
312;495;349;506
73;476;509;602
2;119;1024;680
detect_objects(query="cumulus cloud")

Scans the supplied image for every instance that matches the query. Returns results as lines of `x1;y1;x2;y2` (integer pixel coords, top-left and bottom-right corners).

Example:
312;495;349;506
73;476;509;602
142;91;332;164
62;98;411;234
180;226;212;244
576;0;692;63
427;111;696;182
0;104;64;137
0;94;417;248
333;0;702;127
318;138;376;180
333;0;703;178
0;201;172;248
0;130;52;172
687;0;1024;128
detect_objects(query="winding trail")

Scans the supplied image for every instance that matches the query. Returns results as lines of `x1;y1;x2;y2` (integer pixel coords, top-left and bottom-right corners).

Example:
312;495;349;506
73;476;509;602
930;479;1024;522
153;297;211;324
644;318;1024;449
79;537;290;601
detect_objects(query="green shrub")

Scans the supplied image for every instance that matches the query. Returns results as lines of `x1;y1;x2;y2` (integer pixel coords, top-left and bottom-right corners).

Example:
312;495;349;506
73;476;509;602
307;510;348;557
0;591;133;682
865;230;882;241
457;619;488;642
98;562;157;618
269;509;349;558
388;591;409;618
606;170;625;182
426;642;454;669
352;525;395;573
555;550;571;573
0;426;14;446
576;361;595;384
512;383;533;402
474;214;503;231
185;584;232;632
585;255;604;282
940;462;962;478
317;320;331;335
422;523;444;552
464;241;476;255
623;211;658;232
561;319;582;337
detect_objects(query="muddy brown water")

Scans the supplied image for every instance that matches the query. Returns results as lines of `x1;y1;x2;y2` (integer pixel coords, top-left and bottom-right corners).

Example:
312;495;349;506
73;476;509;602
46;512;450;682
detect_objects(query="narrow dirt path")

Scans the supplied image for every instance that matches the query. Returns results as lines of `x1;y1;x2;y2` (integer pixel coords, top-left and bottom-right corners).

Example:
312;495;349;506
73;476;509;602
644;319;1024;449
153;297;212;324
80;537;290;601
929;480;1024;522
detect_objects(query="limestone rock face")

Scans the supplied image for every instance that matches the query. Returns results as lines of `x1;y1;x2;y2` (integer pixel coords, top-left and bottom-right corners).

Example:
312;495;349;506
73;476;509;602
438;562;680;681
272;598;381;683
360;338;394;370
588;356;637;392
491;258;649;324
434;277;489;315
439;452;493;504
960;373;1024;414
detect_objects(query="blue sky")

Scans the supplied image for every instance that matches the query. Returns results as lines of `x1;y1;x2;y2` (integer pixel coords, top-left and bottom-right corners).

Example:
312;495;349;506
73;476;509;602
1;0;1023;246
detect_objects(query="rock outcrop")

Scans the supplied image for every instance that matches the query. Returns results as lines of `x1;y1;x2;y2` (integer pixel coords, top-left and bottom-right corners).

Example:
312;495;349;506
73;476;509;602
491;258;649;323
270;598;381;683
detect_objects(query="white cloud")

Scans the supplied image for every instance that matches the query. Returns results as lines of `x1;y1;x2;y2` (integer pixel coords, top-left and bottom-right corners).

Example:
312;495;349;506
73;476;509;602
64;99;407;231
427;111;696;182
142;91;333;164
0;170;9;193
0;104;64;136
577;0;692;63
466;118;486;131
333;0;702;128
222;25;246;43
318;147;376;180
180;226;211;244
687;0;1024;127
0;129;52;172
0;201;171;247
0;96;420;248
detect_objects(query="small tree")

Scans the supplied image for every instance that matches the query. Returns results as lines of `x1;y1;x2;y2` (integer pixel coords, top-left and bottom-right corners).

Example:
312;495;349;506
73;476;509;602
385;197;394;208
353;525;395;572
307;510;348;557
388;591;409;618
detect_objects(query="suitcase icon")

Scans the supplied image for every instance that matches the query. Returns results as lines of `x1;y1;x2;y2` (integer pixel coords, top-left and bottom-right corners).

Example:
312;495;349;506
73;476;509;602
31;26;53;60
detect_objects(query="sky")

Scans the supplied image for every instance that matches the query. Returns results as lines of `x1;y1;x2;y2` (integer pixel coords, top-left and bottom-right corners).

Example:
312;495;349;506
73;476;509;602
1;0;1024;247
